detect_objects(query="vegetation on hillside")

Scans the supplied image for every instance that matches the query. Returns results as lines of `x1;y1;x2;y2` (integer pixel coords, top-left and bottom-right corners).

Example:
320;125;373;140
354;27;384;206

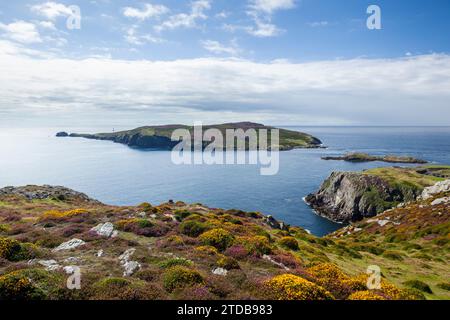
0;184;448;300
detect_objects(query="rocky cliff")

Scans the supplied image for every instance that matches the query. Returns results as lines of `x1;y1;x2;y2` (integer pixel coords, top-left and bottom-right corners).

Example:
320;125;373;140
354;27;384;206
305;166;450;223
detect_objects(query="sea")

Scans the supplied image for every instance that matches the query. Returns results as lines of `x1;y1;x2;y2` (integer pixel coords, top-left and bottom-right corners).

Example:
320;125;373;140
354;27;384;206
1;126;450;236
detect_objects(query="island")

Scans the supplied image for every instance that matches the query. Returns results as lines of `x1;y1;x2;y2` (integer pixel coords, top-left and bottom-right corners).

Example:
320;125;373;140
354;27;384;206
1;179;449;300
321;152;428;164
57;122;323;151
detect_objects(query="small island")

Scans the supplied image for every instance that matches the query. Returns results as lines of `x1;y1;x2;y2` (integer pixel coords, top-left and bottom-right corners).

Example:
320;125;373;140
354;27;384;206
57;122;323;151
321;152;428;164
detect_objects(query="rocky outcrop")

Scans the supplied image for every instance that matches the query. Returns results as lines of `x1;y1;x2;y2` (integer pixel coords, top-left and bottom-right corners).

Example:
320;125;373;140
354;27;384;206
53;239;86;252
305;172;421;223
119;248;141;277
56;132;69;137
420;179;450;200
0;185;99;203
90;222;117;238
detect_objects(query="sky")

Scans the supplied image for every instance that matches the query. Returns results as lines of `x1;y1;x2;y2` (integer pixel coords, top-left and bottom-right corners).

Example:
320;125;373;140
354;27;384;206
0;0;450;127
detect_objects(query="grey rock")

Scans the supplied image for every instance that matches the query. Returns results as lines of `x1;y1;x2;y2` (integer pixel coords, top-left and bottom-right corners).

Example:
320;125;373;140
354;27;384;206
53;239;86;252
90;222;115;237
212;268;228;276
421;180;450;200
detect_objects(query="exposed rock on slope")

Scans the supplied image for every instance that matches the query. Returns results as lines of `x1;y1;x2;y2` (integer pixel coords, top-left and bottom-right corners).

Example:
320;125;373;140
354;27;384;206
0;185;99;203
305;166;450;223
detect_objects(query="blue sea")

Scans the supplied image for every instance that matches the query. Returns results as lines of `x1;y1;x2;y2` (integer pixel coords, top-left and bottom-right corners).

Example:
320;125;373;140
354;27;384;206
1;126;450;236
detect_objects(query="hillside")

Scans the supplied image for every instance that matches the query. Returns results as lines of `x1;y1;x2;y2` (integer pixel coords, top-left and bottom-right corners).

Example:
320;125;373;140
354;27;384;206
305;165;450;223
0;183;448;300
59;122;323;151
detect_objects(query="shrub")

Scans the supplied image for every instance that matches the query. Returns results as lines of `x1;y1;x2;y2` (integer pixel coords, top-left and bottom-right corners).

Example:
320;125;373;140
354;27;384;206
194;246;218;256
0;237;22;261
40;209;88;221
115;218;168;237
159;258;193;269
0;224;10;233
306;263;352;299
382;250;404;261
348;290;385;300
379;281;423;300
264;274;334;300
179;220;207;238
92;277;165;300
199;229;234;251
437;283;450;291
403;280;433;294
0;269;62;300
0;270;45;300
278;237;299;251
174;210;192;221
241;236;272;255
163;266;204;292
224;245;249;259
0;238;38;261
217;255;240;270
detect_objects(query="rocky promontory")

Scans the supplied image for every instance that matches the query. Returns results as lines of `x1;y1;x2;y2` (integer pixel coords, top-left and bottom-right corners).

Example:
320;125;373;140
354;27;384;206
305;165;450;223
321;152;428;164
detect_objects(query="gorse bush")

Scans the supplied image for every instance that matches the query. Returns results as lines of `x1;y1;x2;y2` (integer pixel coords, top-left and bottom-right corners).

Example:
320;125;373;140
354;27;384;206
264;274;334;300
403;280;433;294
199;228;234;251
240;235;272;255
0;238;39;261
216;255;240;270
348;290;385;300
278;236;299;251
0;270;44;300
179;220;207;238
163;266;204;292
40;209;88;221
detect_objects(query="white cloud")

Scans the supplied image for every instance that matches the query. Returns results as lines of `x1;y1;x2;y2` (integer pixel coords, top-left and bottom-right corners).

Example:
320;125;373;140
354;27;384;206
244;0;296;37
246;18;282;37
124;26;164;45
308;21;329;27
123;3;169;21
215;11;229;19
155;0;211;32
1;42;450;125
31;2;73;20
249;0;296;14
38;21;56;30
0;21;42;44
201;40;240;56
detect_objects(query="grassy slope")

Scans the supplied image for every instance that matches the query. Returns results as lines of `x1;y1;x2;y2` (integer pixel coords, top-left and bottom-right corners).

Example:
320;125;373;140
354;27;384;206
330;191;450;300
0;187;448;300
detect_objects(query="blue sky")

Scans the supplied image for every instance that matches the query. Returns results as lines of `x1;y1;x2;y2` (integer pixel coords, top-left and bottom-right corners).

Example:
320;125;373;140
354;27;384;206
2;0;450;61
0;1;450;126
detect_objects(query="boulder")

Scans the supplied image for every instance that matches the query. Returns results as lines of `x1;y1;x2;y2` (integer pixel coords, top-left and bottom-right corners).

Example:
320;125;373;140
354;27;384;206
53;239;86;252
421;180;450;200
90;222;115;238
212;268;228;276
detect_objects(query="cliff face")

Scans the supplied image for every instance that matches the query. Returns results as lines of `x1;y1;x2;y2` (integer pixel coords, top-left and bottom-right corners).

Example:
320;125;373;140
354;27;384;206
305;172;408;223
306;166;450;223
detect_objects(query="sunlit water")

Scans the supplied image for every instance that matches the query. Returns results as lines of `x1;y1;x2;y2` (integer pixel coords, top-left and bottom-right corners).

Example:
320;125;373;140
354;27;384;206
1;126;450;236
